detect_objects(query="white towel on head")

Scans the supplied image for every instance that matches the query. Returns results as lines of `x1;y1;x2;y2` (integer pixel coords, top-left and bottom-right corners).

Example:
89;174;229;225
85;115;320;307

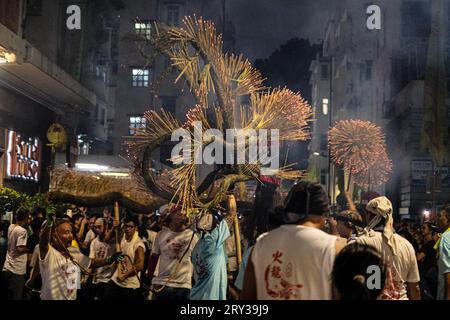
364;196;398;256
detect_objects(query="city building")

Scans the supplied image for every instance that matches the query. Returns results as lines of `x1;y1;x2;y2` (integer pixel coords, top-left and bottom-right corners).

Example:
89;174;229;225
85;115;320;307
308;53;331;193
309;0;450;220
0;0;120;193
112;0;235;177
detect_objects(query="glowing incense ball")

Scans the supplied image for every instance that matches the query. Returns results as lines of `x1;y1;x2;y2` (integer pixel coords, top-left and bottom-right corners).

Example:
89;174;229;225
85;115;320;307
353;150;393;189
329;120;385;174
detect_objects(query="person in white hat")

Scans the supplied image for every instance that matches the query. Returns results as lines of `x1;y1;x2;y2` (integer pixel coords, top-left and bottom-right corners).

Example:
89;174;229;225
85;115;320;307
351;196;420;300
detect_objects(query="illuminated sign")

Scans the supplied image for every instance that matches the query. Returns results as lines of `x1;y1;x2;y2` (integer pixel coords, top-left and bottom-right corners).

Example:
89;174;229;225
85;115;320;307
6;130;41;182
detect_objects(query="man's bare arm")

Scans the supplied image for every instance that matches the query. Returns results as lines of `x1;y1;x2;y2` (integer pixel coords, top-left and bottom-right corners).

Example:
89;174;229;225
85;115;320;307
406;282;421;300
16;246;29;255
344;191;357;211
77;218;88;241
119;247;145;281
39;223;51;259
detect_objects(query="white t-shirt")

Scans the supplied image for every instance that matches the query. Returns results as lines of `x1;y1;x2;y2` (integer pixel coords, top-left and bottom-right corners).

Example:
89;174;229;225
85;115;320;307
151;227;198;289
89;237;116;284
39;245;91;300
3;224;28;275
84;229;96;243
252;224;338;300
111;232;146;289
30;244;40;269
353;232;420;300
145;230;159;277
146;230;157;253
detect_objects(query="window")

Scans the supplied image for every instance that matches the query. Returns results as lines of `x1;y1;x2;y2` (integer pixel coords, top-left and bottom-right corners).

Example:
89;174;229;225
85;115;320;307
101;108;106;126
322;98;329;115
167;5;180;26
320;134;328;151
131;68;149;87
401;1;431;39
365;60;373;80
129;116;146;135
320;64;328;80
77;134;89;155
134;20;151;40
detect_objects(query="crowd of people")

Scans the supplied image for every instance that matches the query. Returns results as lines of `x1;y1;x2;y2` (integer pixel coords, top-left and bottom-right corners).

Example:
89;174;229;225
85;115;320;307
0;181;449;300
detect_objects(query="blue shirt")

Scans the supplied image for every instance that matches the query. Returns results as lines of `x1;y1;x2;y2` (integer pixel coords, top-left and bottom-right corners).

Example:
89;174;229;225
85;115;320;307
234;245;253;291
437;230;450;300
190;220;230;300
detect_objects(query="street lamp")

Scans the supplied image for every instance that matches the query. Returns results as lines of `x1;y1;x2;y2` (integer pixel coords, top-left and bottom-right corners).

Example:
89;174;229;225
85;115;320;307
0;46;16;64
423;209;430;221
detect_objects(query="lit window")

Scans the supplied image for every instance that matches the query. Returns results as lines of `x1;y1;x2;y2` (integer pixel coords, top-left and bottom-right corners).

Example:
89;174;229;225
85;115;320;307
129;116;146;135
131;68;150;87
322;98;329;115
134;21;151;39
167;5;180;26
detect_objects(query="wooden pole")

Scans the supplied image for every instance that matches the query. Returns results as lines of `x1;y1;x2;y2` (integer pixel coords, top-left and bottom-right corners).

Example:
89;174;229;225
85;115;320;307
114;201;121;252
431;163;436;222
346;166;353;193
227;195;242;267
114;201;122;275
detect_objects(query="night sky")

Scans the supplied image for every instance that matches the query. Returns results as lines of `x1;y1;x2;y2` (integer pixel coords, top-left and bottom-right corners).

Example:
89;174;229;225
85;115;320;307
228;0;331;61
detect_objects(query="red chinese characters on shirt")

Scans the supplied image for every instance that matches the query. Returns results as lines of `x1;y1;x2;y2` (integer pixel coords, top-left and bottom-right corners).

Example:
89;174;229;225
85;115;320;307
264;251;303;299
59;262;78;294
380;260;403;300
166;239;188;260
95;245;107;259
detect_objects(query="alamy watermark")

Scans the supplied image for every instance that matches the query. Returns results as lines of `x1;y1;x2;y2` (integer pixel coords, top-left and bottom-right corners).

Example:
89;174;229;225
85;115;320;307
365;265;382;290
366;5;381;30
170;121;280;176
66;5;81;30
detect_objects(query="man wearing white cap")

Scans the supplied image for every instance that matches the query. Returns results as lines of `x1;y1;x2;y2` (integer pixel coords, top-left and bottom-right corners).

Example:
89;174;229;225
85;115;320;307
351;196;420;300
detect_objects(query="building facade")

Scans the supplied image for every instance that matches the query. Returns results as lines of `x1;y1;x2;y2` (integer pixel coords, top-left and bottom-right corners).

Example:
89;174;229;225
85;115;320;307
309;0;450;220
0;0;118;193
113;0;235;174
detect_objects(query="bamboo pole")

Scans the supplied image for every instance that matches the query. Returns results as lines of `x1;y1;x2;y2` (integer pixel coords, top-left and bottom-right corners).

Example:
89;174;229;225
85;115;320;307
114;202;122;275
227;195;242;267
346;166;353;193
114;202;121;252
